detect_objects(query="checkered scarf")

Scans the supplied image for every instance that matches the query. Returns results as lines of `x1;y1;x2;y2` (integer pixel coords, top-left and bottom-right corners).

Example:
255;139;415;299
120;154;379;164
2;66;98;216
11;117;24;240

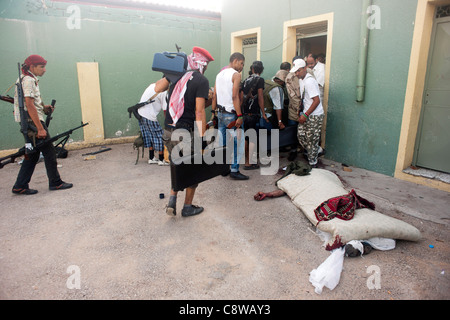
168;52;209;126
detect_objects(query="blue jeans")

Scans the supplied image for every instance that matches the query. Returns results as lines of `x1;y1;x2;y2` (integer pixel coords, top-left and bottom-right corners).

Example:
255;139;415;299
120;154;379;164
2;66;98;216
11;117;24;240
258;117;274;151
218;111;245;173
258;117;273;130
287;119;298;127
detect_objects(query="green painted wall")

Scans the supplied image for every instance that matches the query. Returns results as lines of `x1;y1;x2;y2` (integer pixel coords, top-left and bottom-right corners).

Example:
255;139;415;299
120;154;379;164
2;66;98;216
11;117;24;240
0;0;221;149
220;0;418;176
1;0;420;177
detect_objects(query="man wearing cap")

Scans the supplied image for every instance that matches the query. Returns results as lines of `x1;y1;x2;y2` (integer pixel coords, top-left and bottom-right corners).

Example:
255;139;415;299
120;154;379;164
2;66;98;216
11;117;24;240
163;46;214;217
291;58;324;168
285;56;304;161
12;54;73;195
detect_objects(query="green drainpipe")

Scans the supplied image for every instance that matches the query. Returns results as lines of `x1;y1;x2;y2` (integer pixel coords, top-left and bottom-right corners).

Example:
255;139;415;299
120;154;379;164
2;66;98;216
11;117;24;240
356;0;372;102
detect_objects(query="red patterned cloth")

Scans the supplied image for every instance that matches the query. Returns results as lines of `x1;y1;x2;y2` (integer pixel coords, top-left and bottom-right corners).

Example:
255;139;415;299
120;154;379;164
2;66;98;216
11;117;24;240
314;189;375;224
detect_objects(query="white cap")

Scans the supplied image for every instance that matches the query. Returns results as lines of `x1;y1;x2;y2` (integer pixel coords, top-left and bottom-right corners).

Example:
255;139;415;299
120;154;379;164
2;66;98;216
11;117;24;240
290;59;306;73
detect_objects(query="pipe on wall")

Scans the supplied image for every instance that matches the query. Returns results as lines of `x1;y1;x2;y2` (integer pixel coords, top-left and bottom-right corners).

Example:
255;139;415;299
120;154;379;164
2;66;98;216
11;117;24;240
356;0;372;102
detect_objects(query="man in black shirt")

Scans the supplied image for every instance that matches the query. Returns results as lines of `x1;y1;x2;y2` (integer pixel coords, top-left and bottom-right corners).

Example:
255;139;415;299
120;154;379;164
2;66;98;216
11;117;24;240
163;46;214;217
240;61;265;170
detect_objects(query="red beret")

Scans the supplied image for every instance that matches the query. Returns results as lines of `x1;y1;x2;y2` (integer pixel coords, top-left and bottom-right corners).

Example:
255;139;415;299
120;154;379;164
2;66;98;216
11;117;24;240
24;54;47;66
192;46;214;62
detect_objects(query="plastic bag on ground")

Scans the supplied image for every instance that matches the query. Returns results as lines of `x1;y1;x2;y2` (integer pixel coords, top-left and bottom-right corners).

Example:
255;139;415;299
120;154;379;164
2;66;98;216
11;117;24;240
309;247;345;294
365;237;396;251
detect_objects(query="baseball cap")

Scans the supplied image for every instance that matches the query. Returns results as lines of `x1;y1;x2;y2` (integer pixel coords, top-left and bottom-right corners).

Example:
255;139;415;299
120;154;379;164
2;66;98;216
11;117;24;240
290;59;306;73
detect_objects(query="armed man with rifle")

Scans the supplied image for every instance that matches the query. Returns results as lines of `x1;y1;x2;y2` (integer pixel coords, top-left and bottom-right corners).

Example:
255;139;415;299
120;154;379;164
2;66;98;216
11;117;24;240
11;54;73;195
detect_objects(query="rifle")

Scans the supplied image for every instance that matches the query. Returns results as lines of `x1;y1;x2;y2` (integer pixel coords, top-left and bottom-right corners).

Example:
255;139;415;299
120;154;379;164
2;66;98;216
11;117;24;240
127;91;159;121
3;80;55;128
127;101;147;121
0;95;14;104
82;147;111;156
0;122;89;169
1;93;56;128
16;63;35;154
45;99;56;127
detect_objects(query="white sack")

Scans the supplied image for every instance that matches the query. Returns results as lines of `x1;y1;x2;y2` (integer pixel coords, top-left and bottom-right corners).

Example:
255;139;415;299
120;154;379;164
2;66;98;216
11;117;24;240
277;169;422;250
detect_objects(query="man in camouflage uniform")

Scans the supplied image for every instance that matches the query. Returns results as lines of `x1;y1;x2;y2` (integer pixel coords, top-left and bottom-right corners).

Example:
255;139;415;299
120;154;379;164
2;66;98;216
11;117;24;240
291;59;324;167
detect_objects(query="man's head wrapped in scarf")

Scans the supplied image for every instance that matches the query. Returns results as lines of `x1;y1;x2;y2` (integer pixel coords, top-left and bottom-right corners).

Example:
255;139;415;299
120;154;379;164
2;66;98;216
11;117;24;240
169;47;214;126
21;54;47;77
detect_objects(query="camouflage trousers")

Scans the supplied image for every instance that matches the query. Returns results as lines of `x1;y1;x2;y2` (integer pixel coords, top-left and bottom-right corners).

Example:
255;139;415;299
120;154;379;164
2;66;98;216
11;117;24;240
297;114;324;166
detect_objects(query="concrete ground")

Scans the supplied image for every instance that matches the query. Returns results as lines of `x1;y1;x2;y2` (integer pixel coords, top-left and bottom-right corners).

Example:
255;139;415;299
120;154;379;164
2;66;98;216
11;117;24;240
0;142;449;300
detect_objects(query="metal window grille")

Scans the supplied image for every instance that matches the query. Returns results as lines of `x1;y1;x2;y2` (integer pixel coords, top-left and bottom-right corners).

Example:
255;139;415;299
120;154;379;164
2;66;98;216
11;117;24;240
436;5;450;18
243;37;257;46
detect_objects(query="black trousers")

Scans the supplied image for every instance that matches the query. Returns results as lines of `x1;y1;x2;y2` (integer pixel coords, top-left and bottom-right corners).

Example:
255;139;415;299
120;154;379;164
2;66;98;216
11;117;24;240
13;122;62;189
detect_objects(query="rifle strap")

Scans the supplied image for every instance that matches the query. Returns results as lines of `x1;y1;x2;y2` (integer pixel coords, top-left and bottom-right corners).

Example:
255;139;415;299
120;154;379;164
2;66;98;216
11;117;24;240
144;91;161;104
3;81;16;96
134;91;161;110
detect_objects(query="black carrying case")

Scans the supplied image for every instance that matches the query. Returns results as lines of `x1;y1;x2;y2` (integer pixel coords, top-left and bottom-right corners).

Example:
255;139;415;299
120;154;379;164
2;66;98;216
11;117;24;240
170;146;230;192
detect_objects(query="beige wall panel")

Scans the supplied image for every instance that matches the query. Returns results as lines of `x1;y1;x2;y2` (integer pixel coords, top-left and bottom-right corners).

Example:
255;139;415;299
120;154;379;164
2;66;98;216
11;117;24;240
76;62;105;143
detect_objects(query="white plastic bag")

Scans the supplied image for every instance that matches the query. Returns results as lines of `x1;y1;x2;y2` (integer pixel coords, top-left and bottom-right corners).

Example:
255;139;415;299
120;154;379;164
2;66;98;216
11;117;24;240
365;237;396;251
309;247;345;294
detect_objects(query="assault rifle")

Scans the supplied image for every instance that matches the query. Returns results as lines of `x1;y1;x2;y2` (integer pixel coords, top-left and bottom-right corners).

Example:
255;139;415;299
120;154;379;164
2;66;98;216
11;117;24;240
0;122;89;169
16;63;34;154
127;101;149;121
1;94;56;128
127;92;159;121
0;95;14;104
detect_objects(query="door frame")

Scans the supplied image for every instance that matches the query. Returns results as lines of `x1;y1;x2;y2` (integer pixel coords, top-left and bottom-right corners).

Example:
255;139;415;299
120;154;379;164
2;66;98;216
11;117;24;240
231;27;261;60
412;15;450;171
282;12;334;148
395;0;450;192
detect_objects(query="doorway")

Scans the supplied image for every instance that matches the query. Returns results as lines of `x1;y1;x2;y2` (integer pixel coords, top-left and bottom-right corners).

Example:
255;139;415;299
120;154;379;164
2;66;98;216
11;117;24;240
296;21;328;60
242;36;258;80
413;8;450;174
283;15;332;146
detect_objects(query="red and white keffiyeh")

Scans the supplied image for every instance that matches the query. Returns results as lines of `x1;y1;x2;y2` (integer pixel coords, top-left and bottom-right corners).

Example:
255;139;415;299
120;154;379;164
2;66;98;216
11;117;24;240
168;48;213;126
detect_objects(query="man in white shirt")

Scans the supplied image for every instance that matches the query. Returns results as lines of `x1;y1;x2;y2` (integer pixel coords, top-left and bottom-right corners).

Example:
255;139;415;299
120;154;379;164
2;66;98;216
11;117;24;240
291;59;325;167
307;55;325;103
261;70;287;130
213;52;248;180
138;81;169;165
